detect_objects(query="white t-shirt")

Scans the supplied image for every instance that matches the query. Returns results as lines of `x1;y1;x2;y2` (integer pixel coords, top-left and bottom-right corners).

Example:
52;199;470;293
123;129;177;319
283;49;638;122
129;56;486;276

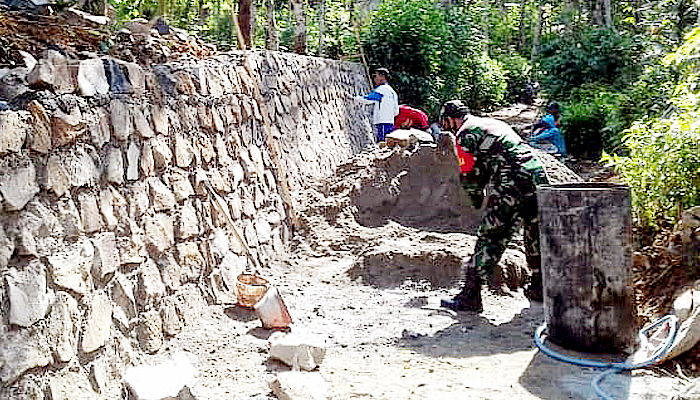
356;83;399;124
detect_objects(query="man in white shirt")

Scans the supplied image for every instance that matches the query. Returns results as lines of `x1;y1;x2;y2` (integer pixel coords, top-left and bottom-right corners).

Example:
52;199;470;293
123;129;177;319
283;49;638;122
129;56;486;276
356;68;399;142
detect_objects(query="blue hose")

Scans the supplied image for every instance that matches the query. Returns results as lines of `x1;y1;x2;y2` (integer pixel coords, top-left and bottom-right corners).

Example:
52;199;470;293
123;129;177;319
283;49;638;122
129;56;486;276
534;315;679;400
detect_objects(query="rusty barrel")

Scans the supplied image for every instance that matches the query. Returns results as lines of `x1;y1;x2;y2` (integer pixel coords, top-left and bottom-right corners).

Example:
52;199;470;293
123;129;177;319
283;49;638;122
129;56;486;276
537;183;637;353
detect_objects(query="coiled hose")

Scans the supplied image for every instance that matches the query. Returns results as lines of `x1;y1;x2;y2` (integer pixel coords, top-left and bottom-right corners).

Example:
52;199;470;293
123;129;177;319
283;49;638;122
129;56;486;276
534;315;679;400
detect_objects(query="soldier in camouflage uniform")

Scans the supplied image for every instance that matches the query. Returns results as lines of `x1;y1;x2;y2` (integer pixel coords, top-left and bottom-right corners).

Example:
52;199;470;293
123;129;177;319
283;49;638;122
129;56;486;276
439;100;548;312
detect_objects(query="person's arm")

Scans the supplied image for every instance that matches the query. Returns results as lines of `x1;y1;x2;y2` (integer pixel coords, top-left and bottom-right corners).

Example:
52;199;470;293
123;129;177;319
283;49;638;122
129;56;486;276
530;127;560;142
353;89;383;104
457;126;489;206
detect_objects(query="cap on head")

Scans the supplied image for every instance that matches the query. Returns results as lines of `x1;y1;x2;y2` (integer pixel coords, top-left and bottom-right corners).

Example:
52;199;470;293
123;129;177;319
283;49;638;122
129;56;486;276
374;68;390;79
440;100;470;119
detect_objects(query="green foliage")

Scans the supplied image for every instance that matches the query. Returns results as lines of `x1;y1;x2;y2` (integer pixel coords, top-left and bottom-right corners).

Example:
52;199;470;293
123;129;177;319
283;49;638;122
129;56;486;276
496;54;533;104
538;28;642;97
604;27;700;227
458;53;507;111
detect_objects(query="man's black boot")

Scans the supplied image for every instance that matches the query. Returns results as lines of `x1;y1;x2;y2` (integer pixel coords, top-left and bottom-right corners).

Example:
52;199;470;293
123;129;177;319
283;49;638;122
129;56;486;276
441;276;483;312
524;273;543;302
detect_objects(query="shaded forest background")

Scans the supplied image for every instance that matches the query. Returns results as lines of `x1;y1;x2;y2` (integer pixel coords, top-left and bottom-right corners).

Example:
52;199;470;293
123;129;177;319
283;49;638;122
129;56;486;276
107;0;700;229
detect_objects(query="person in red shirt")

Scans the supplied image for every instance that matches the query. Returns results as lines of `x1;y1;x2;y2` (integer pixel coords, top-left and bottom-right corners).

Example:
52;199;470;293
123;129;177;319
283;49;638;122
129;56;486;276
394;105;429;131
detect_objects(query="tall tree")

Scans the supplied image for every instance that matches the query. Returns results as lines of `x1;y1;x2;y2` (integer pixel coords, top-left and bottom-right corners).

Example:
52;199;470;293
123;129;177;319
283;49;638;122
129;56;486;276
517;0;528;51
292;0;307;54
603;0;613;28
318;0;327;56
238;0;254;47
531;0;542;63
266;0;279;50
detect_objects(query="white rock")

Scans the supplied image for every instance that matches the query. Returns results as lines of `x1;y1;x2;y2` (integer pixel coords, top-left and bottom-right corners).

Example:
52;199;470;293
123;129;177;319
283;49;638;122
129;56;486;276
0;224;13;269
28;49;77;94
0;155;39;211
138;260;166;307
137;310;163;354
160;299;182;336
144;213;174;255
65;146;100;188
130;181;150;218
46;291;80;362
244;220;259;248
169;169;194;202
269;371;330;400
27;100;51;153
104;145;125;184
127;140;140;180
48;370;97;400
46;240;94;295
249;145;265;178
110;273;136;320
89;108;110;148
133;106;155;138
78;192;104;234
157;253;182;292
6;261;52;327
152;135;172;169
176;242;204;283
46;154;70;197
0;111;28;155
52;106;85;147
255;219;272;244
229;162;245;189
151;106;169;135
269;332;327;371
78;58;109;96
0;330;53;385
178;201;199;240
124;352;197;399
141;139;155;177
174;134;194;168
110;99;132;141
98;188;118;230
82;292;112;353
57;198;83;237
149;177;176;212
92;232;119;281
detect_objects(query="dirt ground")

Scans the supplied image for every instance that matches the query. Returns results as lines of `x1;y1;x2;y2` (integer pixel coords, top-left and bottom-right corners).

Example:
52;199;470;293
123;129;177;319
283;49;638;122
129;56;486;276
138;104;689;400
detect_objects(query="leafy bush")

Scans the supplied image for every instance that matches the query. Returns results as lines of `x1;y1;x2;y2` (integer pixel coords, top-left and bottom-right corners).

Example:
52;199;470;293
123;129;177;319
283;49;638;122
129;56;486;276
538;28;642;97
458;53;508;111
496;54;534;104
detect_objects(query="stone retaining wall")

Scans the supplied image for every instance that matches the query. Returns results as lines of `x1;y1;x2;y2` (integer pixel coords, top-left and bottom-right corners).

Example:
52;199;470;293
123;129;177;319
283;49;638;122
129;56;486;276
0;49;371;398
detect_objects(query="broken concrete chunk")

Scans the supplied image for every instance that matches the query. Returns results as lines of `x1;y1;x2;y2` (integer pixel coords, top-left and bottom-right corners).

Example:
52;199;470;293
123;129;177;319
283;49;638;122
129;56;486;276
48;369;98;400
78;58;109;97
124;352;197;399
0;111;28;155
0;155;39;211
46;239;94;295
269;332;327;371
137;310;163;354
52;106;85;147
6;261;52;327
269;371;330;400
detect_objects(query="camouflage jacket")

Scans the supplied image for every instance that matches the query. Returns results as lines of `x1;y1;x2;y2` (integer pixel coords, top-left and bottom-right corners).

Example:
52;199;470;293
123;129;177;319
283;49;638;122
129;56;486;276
456;115;547;196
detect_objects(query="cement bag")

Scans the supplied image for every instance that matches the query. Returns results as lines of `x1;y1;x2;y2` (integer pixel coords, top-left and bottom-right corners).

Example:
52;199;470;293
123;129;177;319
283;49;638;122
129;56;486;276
254;286;292;329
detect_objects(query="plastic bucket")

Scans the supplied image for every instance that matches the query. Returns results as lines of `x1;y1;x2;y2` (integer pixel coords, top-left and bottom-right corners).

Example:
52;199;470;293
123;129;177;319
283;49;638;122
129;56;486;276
236;274;269;307
254;286;292;329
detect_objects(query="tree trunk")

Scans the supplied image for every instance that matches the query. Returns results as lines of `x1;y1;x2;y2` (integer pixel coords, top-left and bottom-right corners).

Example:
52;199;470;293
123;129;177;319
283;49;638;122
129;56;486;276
266;0;279;50
517;0;527;52
238;0;253;48
291;0;307;54
591;0;603;25
318;0;326;57
481;0;490;52
602;0;612;28
531;0;542;64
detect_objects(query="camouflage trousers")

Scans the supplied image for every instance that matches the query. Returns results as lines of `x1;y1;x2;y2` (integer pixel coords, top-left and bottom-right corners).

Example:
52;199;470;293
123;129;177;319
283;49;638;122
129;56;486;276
462;164;548;287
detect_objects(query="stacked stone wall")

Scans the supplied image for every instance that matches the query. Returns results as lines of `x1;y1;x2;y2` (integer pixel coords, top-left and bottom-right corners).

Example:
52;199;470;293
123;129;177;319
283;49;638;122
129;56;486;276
0;49;372;398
